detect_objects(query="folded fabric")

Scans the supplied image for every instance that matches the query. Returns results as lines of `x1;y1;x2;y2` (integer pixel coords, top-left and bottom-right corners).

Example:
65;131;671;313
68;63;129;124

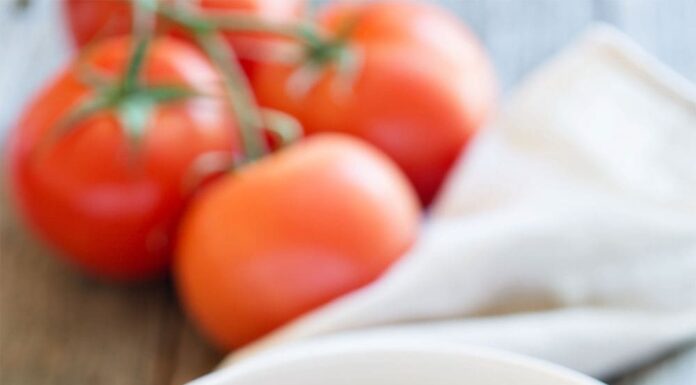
212;25;696;381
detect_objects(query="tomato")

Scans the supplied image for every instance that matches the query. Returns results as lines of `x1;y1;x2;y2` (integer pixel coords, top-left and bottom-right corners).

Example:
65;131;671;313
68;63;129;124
252;0;497;205
175;134;420;349
6;36;239;280
63;0;305;77
63;0;132;47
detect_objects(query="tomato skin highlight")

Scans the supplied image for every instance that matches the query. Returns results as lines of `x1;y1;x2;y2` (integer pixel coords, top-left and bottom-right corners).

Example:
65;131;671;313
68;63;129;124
63;0;305;78
252;0;497;206
175;134;420;349
7;37;239;281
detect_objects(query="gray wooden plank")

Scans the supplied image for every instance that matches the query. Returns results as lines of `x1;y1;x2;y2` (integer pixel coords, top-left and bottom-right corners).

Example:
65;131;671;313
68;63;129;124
0;0;70;139
617;345;696;385
444;0;595;90
607;0;696;82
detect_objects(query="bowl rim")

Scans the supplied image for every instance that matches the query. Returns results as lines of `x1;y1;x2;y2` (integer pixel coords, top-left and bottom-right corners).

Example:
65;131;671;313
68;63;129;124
191;333;606;385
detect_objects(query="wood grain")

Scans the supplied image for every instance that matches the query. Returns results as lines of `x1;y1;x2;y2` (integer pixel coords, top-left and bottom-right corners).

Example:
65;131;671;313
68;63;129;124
0;183;222;385
618;346;696;385
1;0;695;384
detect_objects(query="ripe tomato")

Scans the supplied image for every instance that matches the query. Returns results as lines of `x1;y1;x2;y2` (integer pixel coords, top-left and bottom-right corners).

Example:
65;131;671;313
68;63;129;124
7;36;239;280
252;0;497;205
63;0;131;47
176;134;420;349
63;0;305;77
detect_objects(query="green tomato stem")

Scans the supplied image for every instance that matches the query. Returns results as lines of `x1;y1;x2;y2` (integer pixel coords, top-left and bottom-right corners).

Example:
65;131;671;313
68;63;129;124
152;2;361;162
120;35;150;94
154;3;273;161
195;31;269;161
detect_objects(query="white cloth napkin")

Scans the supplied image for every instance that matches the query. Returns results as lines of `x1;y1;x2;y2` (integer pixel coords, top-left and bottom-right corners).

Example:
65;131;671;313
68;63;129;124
212;25;696;381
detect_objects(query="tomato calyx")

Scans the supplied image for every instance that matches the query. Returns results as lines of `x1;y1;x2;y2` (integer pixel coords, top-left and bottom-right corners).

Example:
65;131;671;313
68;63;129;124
287;34;361;99
53;36;197;154
52;1;191;151
303;13;358;65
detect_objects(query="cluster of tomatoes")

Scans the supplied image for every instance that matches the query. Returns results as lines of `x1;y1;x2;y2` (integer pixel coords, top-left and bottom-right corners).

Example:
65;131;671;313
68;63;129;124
6;0;496;350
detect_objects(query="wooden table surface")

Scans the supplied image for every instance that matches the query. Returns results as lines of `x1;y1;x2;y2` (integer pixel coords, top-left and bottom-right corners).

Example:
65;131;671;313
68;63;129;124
1;1;695;384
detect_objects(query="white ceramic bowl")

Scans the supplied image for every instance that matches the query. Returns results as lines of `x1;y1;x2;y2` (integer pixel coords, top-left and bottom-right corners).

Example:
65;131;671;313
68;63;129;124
191;333;605;385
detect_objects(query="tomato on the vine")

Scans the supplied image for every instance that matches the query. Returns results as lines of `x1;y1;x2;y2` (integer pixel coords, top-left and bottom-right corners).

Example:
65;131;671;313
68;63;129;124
63;0;305;77
251;0;497;205
7;36;239;280
176;134;420;349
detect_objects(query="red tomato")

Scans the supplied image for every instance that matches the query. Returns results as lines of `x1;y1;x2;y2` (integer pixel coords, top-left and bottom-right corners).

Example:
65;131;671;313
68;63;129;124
176;134;420;349
63;0;305;77
63;0;132;47
252;0;497;205
7;36;239;280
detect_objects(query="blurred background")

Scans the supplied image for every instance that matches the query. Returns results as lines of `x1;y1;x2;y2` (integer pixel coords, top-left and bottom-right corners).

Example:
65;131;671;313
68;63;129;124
1;0;694;384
